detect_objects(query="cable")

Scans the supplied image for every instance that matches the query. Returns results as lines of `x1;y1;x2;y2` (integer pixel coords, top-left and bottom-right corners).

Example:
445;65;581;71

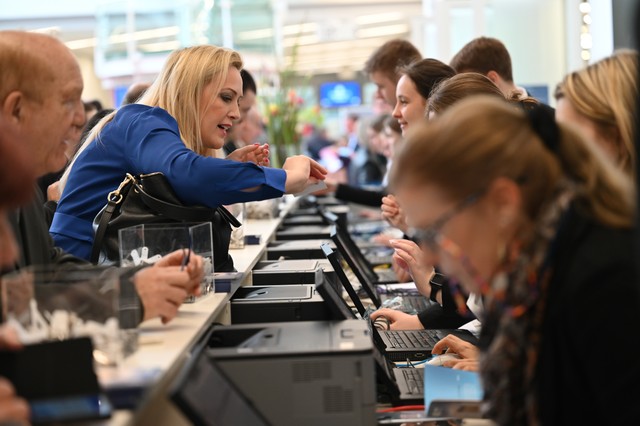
377;405;425;413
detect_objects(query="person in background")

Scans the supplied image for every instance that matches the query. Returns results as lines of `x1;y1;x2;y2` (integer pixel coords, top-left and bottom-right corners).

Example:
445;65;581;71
0;129;34;424
555;49;638;176
373;73;523;331
425;72;506;118
53;45;326;261
122;82;151;106
0;30;205;326
238;106;265;147
348;113;388;188
386;96;639;425
223;69;260;156
83;99;103;121
363;38;421;107
392;58;456;135
449;36;528;99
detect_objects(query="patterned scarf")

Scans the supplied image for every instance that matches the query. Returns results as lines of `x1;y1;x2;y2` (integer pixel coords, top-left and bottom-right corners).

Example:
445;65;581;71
479;180;576;426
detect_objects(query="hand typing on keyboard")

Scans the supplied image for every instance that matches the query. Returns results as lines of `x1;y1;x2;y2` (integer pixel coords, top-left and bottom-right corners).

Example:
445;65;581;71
369;307;422;331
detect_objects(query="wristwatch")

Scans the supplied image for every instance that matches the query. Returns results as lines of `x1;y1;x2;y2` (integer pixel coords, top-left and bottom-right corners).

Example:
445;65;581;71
429;272;446;303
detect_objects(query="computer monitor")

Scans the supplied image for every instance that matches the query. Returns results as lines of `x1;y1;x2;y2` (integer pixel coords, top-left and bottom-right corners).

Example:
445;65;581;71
319;81;362;108
329;225;382;306
321;243;368;317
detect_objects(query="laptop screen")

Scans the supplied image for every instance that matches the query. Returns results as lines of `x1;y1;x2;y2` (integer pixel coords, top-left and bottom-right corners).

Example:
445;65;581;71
329;226;382;306
315;273;358;320
321;243;369;317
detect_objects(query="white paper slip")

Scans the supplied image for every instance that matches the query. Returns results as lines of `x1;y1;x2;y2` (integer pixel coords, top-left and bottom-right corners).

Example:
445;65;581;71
294;181;328;197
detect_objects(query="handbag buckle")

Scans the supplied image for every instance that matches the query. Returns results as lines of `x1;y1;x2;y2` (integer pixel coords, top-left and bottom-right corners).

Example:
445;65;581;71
107;173;135;204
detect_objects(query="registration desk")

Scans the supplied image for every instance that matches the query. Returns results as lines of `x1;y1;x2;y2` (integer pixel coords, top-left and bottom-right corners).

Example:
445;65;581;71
101;198;299;426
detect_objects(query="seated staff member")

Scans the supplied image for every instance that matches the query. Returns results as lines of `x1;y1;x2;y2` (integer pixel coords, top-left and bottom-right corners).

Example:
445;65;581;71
555;49;638;176
382;72;507;234
53;45;326;261
327;58;456;208
374;73;510;330
1;30;204;325
387;96;639;425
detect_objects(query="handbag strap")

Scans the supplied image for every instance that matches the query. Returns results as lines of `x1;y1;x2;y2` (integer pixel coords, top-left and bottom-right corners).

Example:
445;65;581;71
91;174;134;263
216;205;242;228
132;179;216;223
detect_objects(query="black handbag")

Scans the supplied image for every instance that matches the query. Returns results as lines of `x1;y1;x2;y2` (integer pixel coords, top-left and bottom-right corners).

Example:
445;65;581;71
91;172;241;271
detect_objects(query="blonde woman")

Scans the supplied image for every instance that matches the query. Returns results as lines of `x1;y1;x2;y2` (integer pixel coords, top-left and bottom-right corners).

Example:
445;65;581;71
555;49;638;175
52;45;326;261
386;96;638;424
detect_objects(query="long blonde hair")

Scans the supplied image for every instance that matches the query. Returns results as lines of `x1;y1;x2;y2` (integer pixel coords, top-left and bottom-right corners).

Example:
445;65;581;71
555;49;638;175
60;45;243;190
391;96;635;229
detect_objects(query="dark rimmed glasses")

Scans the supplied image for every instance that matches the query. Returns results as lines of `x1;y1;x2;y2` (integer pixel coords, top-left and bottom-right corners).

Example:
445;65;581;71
408;191;483;250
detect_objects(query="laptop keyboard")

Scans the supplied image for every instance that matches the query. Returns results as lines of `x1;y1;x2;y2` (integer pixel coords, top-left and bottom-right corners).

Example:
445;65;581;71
401;369;424;394
386;330;439;349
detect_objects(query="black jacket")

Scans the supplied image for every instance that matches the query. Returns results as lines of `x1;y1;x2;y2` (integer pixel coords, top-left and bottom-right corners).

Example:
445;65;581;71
5;187;142;327
537;205;640;425
479;205;640;425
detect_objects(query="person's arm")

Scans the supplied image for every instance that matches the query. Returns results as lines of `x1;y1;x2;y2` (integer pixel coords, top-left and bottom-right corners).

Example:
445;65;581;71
129;111;325;206
369;308;423;330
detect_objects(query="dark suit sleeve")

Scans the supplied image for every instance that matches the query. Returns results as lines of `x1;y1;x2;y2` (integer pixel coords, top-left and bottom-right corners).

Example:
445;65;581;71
334;184;386;207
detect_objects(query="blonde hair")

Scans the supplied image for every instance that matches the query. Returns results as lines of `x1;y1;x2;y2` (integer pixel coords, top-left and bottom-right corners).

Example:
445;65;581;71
555;49;638;175
391;96;635;229
60;45;242;190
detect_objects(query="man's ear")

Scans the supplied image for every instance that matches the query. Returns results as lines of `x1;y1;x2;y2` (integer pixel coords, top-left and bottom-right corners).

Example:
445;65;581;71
1;91;25;124
485;70;501;85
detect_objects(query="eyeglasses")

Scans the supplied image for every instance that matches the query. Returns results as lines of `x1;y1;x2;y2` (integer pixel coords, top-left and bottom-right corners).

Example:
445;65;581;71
409;192;483;249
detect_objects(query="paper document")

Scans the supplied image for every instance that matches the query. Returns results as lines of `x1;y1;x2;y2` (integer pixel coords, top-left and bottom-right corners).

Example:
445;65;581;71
294;181;327;197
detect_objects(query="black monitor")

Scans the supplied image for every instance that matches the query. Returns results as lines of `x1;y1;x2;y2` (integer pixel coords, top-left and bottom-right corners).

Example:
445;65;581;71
329;225;382;306
321;243;368;317
315;273;358;321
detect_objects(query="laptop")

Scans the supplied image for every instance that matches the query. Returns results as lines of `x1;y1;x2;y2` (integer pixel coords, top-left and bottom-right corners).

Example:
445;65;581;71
319;210;394;269
326;221;398;284
320;243;478;362
321;242;432;314
315;276;424;405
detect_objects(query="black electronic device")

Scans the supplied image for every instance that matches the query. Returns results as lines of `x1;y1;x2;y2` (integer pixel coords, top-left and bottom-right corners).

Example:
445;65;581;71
275;224;333;240
170;320;376;426
321;243;478;361
0;337;113;425
230;283;331;324
251;259;335;286
326;228;432;312
265;239;334;260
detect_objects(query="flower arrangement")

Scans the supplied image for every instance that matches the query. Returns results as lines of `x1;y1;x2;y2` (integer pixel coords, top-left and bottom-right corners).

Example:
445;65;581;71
265;85;304;168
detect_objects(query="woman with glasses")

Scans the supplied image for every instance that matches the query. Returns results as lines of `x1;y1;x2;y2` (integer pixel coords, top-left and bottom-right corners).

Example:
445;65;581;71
384;95;639;425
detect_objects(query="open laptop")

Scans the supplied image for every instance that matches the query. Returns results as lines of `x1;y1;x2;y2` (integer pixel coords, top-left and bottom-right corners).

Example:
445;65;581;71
321;242;432;314
320;243;478;362
315;275;423;405
328;224;398;285
319;210;394;268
